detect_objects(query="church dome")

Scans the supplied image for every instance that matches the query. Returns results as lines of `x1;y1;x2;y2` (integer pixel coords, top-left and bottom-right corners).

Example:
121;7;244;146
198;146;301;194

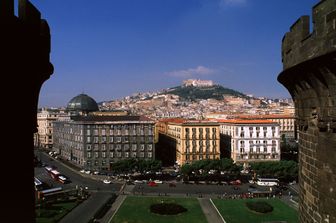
66;94;99;113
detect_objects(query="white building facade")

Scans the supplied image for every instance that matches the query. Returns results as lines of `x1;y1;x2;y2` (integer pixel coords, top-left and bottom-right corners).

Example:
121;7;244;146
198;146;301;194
35;109;70;149
218;120;281;164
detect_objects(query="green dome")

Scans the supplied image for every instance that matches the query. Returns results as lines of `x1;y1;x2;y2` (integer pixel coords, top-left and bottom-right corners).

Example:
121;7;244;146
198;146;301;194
66;94;99;112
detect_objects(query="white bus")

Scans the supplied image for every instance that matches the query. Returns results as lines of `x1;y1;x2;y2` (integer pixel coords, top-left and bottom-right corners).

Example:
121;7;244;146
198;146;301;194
256;178;279;186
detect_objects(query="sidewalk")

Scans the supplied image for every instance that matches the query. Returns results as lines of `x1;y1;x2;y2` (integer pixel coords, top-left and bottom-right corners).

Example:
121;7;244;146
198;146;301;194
199;198;225;223
99;195;127;223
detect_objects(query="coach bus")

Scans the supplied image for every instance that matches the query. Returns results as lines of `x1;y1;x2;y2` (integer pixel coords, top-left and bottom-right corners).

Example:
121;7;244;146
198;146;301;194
256;178;279;186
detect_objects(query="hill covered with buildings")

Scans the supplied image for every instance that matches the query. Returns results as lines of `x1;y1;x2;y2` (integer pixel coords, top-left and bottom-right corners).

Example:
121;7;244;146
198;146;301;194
100;79;293;120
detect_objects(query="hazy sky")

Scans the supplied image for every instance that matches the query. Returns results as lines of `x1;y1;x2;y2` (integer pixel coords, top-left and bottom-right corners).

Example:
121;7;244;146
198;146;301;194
31;0;318;107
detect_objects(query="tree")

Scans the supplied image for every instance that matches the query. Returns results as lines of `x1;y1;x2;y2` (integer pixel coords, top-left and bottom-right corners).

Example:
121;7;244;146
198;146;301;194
250;161;298;182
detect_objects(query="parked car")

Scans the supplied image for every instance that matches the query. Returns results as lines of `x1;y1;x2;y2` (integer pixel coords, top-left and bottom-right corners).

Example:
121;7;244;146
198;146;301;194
103;179;112;184
154;180;163;184
230;180;242;185
148;181;158;187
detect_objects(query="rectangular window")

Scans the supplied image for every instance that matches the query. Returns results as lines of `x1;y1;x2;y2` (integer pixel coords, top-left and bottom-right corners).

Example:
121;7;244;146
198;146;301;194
139;152;144;158
116;144;121;151
124;144;130;151
94;136;99;143
147;144;153;151
94;144;99;150
102;152;106;158
86;145;92;151
94;129;98;135
132;144;137;151
95;152;99;158
140;144;145;151
110;152;114;158
102;129;106;136
87;137;91;143
125;152;129;158
123;136;129;143
102;136;107;143
87;152;91;158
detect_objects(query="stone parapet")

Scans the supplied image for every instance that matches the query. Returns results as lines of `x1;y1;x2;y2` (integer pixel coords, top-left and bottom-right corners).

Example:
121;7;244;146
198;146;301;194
282;0;336;70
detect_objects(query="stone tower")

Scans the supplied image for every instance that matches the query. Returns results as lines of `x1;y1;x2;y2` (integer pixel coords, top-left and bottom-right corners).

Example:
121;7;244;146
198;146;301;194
0;0;53;221
278;0;336;222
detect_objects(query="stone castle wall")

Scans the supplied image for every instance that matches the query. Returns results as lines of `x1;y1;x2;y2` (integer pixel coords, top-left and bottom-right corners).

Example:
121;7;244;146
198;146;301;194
278;1;336;222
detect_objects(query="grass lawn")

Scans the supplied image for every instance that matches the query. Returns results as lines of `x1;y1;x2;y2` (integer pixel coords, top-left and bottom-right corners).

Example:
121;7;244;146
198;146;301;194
36;200;79;223
212;198;298;223
110;196;207;223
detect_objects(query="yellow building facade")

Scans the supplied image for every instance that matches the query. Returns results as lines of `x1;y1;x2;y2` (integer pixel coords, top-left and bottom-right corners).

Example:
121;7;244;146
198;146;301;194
157;119;220;165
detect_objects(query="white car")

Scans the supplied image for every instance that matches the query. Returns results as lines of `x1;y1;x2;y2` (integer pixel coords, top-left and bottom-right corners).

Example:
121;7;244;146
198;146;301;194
80;169;85;173
134;180;143;184
103;179;112;184
154;180;163;184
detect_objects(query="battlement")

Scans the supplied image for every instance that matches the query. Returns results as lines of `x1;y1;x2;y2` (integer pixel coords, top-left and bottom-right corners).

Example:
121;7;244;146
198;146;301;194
282;0;336;70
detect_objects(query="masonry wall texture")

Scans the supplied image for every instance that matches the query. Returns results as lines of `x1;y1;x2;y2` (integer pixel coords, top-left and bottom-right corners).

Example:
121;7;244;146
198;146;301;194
278;0;336;222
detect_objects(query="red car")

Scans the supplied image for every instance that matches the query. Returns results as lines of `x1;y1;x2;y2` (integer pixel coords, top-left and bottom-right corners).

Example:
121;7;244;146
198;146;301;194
148;181;158;187
229;180;242;185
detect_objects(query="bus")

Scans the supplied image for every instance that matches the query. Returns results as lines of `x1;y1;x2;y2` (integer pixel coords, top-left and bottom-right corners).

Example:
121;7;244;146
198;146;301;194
57;175;70;184
34;177;43;191
37;187;63;200
49;169;61;180
256;178;279;186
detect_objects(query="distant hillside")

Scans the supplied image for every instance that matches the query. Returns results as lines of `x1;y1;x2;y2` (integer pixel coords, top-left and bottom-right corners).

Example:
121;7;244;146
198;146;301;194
164;85;246;101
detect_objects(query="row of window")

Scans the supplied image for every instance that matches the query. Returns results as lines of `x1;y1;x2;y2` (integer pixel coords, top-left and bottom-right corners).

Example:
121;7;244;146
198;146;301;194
239;131;277;138
239;140;277;145
87;151;152;159
238;154;279;160
86;136;153;143
186;140;217;147
86;143;153;151
87;127;153;136
185;127;217;134
185;154;216;160
239;147;277;153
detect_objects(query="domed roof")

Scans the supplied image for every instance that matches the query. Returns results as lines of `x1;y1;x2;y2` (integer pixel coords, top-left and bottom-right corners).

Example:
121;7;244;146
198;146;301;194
66;94;99;112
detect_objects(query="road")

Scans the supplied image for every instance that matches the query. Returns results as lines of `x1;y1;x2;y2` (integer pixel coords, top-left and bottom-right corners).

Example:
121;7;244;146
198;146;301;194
35;150;122;192
35;150;123;223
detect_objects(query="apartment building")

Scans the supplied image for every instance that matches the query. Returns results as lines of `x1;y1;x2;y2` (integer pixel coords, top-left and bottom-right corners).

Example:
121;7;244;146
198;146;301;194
218;119;281;164
156;119;220;165
53;115;155;171
35;109;70;149
236;114;296;140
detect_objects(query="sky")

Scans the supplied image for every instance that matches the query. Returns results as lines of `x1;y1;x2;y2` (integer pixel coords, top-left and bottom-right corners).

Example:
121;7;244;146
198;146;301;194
29;0;318;107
